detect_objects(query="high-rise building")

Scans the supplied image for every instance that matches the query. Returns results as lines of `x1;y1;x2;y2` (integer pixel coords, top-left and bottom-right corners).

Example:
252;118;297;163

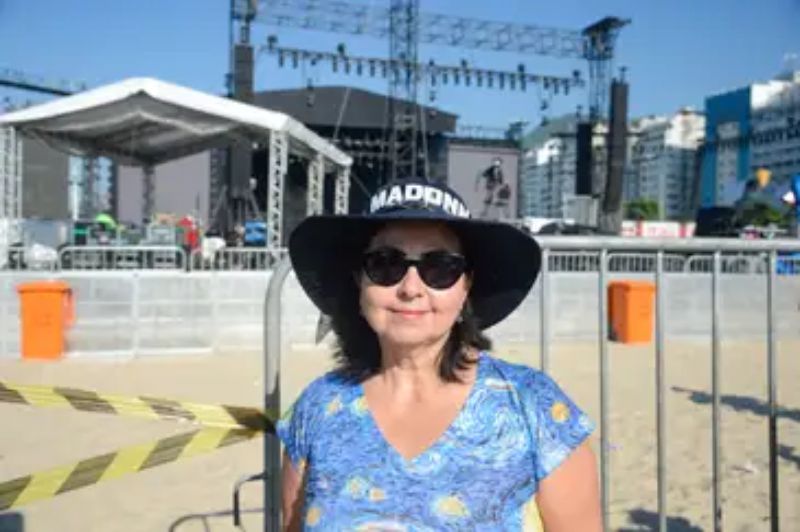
519;116;607;219
626;109;705;219
700;71;800;207
520;109;705;221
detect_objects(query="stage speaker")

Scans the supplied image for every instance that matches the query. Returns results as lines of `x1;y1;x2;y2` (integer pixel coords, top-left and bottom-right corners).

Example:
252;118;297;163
603;79;628;214
229;143;253;200
233;44;254;103
575;122;593;195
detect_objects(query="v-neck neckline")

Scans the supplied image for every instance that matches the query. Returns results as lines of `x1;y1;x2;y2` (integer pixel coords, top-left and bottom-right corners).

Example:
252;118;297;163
358;352;485;464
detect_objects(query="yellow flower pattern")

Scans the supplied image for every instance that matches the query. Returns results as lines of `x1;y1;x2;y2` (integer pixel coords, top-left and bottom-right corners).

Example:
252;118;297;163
326;395;343;415
551;401;570;423
305;505;322;527
351;395;369;416
368;487;386;502
434;495;470;518
344;476;370;498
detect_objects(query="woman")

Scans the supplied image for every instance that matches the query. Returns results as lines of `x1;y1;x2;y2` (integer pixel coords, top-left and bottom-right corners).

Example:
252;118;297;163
280;179;600;531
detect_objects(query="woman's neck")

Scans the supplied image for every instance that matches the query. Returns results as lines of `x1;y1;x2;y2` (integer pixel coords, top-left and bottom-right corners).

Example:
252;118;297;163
374;341;475;397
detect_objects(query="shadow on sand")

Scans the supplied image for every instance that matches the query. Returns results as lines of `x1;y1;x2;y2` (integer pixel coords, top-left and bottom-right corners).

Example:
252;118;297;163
778;444;800;470
671;386;800;423
619;509;703;531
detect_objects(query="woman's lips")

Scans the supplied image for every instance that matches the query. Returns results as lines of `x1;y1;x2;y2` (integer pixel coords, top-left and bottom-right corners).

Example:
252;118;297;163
391;309;427;317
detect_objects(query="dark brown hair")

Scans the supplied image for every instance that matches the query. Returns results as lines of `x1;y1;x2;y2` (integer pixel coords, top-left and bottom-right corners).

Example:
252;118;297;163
329;224;492;383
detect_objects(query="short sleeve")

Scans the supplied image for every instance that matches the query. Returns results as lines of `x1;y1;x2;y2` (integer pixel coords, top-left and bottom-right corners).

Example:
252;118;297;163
276;384;319;469
526;371;594;482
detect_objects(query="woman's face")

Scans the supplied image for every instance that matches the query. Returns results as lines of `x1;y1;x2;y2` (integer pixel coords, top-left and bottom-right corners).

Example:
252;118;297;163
359;221;469;351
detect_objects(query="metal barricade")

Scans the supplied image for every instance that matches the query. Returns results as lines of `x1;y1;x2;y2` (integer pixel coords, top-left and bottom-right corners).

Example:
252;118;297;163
1;246;58;271
190;247;287;271
684;252;765;274
0;270;273;358
58;246;187;271
263;236;800;532
549;251;599;272
607;252;686;273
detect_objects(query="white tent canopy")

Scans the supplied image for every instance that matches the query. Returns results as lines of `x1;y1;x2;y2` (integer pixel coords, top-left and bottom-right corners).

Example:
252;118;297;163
0;77;352;246
0;77;352;168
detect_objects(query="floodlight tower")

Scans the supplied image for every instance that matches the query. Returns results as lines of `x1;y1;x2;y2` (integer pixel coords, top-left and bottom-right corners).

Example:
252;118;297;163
388;0;421;181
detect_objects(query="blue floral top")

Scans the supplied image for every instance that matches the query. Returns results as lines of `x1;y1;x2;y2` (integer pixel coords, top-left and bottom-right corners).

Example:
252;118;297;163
276;352;593;531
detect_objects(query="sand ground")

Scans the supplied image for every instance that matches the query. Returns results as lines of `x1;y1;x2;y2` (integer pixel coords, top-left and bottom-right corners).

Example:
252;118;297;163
1;339;798;531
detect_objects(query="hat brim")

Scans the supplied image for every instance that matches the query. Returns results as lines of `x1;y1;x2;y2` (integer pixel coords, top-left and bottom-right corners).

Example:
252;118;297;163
288;214;541;330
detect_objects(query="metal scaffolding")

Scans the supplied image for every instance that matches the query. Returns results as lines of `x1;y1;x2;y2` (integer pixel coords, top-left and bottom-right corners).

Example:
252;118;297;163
0;127;22;262
245;0;625;123
306;153;325;216
267;131;288;248
388;0;420;180
334;165;351;214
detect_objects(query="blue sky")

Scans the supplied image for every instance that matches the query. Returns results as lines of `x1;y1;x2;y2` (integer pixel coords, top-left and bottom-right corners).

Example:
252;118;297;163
1;0;798;130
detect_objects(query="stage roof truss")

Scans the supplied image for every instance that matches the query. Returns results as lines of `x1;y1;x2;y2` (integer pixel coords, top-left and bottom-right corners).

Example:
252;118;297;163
0;77;353;171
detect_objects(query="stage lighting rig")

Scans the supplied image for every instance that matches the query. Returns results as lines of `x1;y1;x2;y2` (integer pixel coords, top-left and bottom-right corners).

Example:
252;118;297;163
261;40;585;96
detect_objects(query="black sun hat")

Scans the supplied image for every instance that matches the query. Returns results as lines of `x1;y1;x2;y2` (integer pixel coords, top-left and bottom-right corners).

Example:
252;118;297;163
288;178;541;330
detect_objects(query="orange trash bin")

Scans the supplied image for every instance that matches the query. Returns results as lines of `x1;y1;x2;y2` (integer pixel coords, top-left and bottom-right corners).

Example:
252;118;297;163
16;280;74;360
607;280;655;344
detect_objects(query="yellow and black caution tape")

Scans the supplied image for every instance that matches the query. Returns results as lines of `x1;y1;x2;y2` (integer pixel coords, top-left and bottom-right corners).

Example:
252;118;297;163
0;426;258;510
0;382;277;432
0;382;279;508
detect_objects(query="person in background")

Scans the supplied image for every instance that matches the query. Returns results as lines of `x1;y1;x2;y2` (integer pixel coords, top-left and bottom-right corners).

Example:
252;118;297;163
280;178;601;531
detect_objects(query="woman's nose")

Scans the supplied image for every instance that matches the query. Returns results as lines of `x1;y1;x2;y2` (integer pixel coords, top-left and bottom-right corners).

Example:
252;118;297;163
397;265;425;298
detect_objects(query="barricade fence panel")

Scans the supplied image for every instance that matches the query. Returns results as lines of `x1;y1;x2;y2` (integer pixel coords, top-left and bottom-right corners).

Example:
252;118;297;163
189;247;287;271
3;245;798;277
58;246;188;271
2;262;800;359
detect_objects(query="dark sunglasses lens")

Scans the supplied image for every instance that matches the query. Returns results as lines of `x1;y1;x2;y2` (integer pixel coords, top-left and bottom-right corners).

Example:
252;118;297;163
418;252;467;289
363;249;407;286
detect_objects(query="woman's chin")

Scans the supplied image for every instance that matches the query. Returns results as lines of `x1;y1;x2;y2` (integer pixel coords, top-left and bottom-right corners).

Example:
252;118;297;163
379;329;443;350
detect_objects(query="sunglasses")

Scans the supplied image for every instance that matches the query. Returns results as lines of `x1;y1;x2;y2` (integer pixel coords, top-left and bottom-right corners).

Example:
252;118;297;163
361;247;468;289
